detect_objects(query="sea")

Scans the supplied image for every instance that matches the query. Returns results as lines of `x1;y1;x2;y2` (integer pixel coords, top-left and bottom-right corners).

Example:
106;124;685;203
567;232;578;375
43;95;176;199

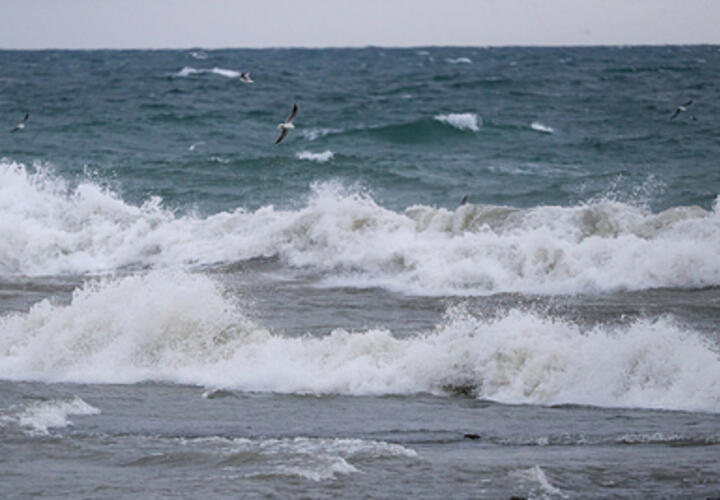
1;46;720;498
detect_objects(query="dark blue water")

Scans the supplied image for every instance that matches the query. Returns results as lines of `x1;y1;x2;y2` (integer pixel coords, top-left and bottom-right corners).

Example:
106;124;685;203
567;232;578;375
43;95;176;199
1;47;720;498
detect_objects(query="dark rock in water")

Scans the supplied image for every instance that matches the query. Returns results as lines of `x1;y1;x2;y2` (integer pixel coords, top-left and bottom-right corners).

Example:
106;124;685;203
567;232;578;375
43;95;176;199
509;497;527;500
443;384;476;396
463;433;480;440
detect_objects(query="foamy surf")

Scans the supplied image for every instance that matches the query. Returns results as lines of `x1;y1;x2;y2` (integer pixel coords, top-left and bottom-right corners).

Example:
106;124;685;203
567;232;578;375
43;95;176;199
175;66;240;78
179;436;417;481
3;162;720;296
434;113;481;132
446;57;472;64
0;396;100;435
1;270;719;413
510;465;566;498
531;121;555;134
296;150;334;163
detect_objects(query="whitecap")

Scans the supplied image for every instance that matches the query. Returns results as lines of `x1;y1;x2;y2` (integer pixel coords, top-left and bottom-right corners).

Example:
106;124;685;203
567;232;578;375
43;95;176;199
434;113;481;132
300;128;343;141
3;163;720;296
296;150;334;163
2;272;720;414
446;57;472;64
175;66;240;78
531;121;555;134
1;396;100;435
510;465;566;498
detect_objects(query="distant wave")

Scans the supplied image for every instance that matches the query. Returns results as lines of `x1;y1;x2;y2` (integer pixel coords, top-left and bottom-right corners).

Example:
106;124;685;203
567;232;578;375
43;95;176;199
446;57;472;64
189;51;208;60
1;270;719;413
3;162;720;296
531;121;555;134
175;66;240;78
434;113;482;132
300;128;343;141
296;150;334;163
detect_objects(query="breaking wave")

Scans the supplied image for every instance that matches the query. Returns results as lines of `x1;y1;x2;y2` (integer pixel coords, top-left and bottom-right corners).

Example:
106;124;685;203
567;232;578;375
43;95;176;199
175;66;240;78
434;113;482;132
446;57;472;64
2;161;720;296
531;121;555;134
0;396;100;435
296;150;334;163
1;270;719;413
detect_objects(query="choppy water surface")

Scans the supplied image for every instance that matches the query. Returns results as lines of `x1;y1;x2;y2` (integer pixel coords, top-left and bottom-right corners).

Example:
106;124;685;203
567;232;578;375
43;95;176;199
1;46;720;498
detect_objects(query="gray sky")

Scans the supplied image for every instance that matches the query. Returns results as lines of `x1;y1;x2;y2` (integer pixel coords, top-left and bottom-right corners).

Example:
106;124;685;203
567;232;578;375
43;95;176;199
1;0;719;49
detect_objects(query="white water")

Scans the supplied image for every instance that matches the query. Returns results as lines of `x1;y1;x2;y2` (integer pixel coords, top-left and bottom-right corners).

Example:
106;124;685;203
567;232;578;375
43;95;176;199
179;436;417;481
446;57;472;64
434;113;481;132
1;270;719;413
296;150;334;163
176;66;240;78
531;121;555;134
0;396;100;435
2;162;720;296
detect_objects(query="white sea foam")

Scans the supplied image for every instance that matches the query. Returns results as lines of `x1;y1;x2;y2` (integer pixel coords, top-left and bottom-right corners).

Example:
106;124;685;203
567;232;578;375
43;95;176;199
3;162;720;296
510;465;566;498
176;66;240;78
0;396;100;435
434;113;481;132
300;128;343;141
181;436;416;481
531;121;555;134
446;57;472;64
1;270;719;413
296;150;334;163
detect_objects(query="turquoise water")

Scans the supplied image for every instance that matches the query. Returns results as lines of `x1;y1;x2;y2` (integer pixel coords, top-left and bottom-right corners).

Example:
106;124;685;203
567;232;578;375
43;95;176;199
3;46;719;214
1;47;720;498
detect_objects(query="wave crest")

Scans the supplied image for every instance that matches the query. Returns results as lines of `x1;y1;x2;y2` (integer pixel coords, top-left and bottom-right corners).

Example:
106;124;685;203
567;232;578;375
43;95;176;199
1;271;719;413
434;113;481;132
175;66;240;78
3;163;720;295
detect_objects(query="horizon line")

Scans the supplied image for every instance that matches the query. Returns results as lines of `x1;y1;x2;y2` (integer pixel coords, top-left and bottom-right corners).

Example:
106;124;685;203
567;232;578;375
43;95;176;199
1;42;718;51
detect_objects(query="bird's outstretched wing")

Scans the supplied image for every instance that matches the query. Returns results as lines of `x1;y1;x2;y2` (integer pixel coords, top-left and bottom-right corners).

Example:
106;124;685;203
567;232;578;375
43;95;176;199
10;113;29;132
275;128;289;145
460;195;468;206
670;109;681;120
683;100;693;107
287;103;298;123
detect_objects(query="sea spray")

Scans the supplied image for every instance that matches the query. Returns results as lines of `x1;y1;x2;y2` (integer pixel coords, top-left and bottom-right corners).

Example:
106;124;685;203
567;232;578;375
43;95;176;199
1;270;719;413
3;162;720;295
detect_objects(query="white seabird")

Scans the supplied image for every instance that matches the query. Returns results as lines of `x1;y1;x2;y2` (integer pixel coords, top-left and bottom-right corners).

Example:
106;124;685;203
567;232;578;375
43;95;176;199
10;113;29;133
240;72;254;83
275;103;298;145
670;100;693;120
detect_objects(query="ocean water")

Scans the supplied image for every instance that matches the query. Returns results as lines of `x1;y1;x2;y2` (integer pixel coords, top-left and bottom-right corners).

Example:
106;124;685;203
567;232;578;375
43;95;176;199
1;46;720;498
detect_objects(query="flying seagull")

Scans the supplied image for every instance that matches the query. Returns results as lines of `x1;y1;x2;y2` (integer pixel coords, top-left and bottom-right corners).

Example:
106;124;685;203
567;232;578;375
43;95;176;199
240;72;253;83
670;100;693;120
275;103;298;145
10;113;29;133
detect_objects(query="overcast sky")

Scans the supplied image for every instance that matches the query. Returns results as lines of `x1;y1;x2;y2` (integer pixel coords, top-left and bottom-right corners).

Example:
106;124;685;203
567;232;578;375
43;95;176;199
1;0;719;49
